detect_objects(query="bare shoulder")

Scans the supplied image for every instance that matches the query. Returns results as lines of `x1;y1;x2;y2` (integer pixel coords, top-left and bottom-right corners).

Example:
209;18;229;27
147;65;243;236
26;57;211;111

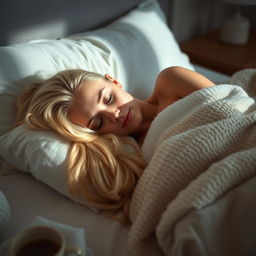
157;66;215;93
147;66;215;109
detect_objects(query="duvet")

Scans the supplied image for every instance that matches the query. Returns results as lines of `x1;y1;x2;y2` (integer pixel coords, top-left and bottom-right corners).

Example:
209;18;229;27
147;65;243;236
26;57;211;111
129;69;256;256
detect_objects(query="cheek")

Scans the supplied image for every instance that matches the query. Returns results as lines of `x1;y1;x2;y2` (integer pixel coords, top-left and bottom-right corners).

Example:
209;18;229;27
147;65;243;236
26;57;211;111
118;91;134;104
68;107;87;127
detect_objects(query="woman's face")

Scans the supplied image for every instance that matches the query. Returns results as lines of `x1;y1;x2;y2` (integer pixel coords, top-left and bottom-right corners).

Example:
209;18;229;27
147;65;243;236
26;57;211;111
68;78;143;136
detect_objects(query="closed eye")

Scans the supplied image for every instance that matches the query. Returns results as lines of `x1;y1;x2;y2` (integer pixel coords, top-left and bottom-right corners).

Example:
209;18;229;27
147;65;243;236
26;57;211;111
106;94;113;105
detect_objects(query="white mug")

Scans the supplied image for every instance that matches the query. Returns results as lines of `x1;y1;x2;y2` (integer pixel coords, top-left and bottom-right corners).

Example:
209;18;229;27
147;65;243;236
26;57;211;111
10;225;82;256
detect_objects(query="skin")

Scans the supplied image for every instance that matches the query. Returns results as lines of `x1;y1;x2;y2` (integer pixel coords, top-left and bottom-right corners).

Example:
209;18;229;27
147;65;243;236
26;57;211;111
68;66;215;144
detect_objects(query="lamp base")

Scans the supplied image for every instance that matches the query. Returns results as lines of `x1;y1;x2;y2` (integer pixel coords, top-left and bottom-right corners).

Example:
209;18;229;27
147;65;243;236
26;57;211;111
220;11;250;45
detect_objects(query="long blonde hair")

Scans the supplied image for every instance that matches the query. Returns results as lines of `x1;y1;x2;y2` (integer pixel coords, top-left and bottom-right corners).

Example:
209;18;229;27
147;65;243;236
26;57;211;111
16;69;145;223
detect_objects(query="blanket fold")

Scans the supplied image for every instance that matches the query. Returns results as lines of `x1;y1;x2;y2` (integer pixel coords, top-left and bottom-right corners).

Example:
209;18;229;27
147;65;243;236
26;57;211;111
129;71;256;256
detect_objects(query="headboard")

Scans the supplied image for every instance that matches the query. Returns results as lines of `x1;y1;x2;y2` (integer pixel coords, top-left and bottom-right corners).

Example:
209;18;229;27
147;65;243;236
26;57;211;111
0;0;170;46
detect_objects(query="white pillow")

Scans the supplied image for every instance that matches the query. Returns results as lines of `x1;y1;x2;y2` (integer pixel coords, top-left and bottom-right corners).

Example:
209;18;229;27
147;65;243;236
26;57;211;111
70;0;194;100
0;0;193;209
0;0;193;136
0;125;83;207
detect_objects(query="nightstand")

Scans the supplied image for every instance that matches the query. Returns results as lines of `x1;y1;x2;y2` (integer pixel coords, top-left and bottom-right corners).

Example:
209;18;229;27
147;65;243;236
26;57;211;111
180;29;256;76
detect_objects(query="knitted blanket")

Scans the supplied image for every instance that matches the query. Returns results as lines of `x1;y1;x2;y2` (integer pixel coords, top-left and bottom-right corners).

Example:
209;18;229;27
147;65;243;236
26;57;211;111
129;70;256;256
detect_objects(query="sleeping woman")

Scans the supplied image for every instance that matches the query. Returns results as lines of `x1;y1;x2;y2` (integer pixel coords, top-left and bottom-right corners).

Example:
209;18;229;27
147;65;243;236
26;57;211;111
16;66;214;222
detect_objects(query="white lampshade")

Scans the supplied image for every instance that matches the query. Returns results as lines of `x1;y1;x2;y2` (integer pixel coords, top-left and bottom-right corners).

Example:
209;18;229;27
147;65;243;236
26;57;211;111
220;0;256;45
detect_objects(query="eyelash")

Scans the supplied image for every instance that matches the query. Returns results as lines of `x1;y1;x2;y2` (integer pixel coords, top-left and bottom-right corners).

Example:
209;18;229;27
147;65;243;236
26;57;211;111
94;93;113;130
106;94;113;105
91;93;113;130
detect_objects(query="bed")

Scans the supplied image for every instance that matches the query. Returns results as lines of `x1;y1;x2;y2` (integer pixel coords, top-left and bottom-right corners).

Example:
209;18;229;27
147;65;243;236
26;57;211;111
1;0;256;256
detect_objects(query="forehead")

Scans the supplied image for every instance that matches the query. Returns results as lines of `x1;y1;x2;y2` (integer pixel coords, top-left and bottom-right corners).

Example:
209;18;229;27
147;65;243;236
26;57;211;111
75;78;108;101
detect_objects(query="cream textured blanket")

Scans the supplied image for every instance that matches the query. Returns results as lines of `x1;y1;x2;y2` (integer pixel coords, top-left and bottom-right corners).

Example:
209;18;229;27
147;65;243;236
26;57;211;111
129;70;256;256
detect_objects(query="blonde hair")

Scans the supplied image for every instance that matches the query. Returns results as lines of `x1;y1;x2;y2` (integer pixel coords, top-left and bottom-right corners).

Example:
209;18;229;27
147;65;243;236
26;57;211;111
16;69;145;223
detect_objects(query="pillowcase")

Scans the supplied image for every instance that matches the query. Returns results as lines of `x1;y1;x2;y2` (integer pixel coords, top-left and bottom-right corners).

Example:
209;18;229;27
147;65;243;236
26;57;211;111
0;0;194;209
0;125;81;207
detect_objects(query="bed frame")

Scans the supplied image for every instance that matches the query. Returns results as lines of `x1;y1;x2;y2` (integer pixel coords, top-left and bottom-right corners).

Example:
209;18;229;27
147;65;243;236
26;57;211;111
0;0;170;46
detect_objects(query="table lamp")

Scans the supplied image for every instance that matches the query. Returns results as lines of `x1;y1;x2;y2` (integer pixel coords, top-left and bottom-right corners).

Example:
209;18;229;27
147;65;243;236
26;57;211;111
220;0;256;45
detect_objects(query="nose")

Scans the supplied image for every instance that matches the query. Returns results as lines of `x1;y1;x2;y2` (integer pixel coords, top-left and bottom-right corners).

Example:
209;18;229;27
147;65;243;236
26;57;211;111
103;108;120;122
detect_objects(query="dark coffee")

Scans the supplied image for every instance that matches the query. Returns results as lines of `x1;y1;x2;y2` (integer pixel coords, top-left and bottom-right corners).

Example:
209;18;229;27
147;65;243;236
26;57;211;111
17;238;60;256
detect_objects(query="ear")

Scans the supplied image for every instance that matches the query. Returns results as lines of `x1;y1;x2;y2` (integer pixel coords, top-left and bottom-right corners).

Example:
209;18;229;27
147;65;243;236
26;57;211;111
105;74;123;88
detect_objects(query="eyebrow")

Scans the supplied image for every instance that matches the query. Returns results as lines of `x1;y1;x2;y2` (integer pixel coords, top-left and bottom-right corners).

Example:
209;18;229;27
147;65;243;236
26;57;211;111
88;87;106;128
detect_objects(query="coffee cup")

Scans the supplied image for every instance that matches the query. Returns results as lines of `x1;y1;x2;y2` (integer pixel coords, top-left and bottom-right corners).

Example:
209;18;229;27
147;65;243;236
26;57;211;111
10;225;82;256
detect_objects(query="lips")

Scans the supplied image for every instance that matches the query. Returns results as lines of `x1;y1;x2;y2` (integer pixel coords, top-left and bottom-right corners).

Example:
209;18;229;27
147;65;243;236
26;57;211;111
122;109;131;127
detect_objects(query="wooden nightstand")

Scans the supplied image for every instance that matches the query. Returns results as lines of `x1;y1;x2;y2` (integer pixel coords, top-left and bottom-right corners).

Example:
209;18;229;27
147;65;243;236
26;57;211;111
180;29;256;76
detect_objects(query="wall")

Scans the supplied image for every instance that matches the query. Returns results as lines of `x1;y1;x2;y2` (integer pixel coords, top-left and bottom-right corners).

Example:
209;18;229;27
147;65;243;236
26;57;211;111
168;0;256;42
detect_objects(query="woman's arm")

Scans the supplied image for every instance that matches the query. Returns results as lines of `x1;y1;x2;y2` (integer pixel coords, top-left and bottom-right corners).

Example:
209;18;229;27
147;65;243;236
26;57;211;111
148;66;215;109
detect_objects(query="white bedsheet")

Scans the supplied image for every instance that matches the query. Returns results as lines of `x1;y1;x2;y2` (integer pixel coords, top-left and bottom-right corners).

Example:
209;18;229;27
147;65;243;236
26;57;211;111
0;173;129;256
0;66;230;256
